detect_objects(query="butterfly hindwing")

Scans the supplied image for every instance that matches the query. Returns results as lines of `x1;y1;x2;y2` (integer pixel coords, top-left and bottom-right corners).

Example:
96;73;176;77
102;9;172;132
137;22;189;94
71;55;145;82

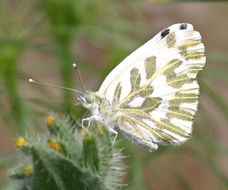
98;23;205;150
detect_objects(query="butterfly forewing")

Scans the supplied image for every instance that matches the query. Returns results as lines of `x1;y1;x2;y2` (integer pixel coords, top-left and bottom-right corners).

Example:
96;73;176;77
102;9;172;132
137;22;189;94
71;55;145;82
98;23;205;151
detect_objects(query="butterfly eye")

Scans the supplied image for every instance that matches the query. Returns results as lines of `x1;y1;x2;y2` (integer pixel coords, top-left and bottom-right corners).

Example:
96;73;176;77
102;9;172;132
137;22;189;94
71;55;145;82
85;94;94;104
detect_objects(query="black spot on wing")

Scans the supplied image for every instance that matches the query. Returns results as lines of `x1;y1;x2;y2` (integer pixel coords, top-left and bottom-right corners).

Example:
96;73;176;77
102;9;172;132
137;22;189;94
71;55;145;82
180;23;187;30
161;28;170;38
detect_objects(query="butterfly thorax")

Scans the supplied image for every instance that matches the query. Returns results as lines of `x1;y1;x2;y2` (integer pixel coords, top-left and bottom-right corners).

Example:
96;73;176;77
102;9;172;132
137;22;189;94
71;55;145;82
78;91;119;128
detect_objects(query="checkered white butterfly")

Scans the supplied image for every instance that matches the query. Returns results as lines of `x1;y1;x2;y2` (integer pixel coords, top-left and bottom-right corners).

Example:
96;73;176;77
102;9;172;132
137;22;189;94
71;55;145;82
30;23;206;152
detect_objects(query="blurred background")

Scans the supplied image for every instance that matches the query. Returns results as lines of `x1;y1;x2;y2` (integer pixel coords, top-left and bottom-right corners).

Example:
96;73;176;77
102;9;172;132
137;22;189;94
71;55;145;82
0;0;228;189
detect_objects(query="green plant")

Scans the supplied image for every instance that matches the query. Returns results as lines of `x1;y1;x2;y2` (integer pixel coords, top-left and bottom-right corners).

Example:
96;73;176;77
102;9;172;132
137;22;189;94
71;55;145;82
10;116;124;190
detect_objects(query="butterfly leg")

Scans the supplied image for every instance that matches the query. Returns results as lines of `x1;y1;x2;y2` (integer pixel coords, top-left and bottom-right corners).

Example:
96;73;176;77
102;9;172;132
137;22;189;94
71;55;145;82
82;116;94;128
112;133;118;145
107;127;118;145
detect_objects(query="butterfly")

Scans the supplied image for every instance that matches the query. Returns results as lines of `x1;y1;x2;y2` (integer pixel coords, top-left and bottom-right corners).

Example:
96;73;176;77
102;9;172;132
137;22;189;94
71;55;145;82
30;23;206;152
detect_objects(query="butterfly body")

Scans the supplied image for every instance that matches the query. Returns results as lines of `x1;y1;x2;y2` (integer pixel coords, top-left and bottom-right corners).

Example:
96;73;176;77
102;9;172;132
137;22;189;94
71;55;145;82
78;91;118;129
78;23;206;152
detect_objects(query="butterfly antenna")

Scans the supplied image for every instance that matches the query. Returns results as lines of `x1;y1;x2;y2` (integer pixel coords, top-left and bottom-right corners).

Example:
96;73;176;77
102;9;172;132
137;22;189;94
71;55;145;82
73;63;86;92
28;78;82;95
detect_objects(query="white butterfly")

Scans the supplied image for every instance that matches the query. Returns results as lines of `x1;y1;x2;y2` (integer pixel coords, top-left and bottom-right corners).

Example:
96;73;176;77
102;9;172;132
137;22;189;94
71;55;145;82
30;23;206;152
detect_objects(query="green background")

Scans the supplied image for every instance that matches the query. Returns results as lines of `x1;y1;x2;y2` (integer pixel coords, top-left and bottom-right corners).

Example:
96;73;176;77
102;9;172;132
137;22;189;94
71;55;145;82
0;0;228;189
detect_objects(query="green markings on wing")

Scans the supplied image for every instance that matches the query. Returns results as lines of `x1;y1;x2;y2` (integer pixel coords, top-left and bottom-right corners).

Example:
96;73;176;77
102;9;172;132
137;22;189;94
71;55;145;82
166;34;205;77
159;118;191;137
167;74;194;89
187;66;203;75
178;39;202;59
166;32;176;48
144;56;156;80
153;128;178;143
120;57;189;107
139;112;190;138
121;108;190;140
165;91;198;125
118;115;177;143
169;92;198;107
120;88;154;108
113;82;121;101
118;63;155;107
178;39;201;49
183;51;204;61
163;59;194;88
138;87;153;97
177;38;205;76
140;97;162;112
165;106;194;122
121;116;145;139
145;58;183;88
122;96;162;113
120;92;197;140
130;68;141;92
164;59;182;70
121;65;161;111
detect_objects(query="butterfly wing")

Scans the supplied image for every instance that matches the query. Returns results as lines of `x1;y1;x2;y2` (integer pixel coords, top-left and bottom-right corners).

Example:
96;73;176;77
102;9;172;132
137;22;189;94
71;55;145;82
97;23;206;151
